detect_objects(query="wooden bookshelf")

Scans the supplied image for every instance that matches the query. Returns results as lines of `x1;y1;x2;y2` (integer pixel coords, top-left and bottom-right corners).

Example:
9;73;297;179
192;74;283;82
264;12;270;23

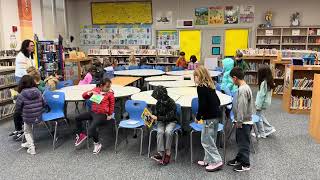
64;58;93;85
256;26;320;50
309;74;320;142
282;65;320;114
272;60;291;97
0;66;16;121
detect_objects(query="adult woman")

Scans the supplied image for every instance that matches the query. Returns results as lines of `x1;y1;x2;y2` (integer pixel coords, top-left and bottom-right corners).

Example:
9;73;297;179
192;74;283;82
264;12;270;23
15;40;35;82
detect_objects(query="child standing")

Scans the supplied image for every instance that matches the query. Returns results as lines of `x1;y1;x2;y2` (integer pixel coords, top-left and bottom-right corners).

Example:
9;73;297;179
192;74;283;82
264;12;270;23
234;50;249;72
16;75;45;155
228;67;253;172
27;66;46;93
221;57;238;94
79;66;93;85
255;65;276;138
187;55;199;70
74;78;115;154
150;86;177;165
176;52;187;69
193;66;223;172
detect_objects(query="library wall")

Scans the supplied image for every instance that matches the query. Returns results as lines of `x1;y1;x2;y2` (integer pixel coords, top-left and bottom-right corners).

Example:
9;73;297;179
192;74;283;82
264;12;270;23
66;0;320;58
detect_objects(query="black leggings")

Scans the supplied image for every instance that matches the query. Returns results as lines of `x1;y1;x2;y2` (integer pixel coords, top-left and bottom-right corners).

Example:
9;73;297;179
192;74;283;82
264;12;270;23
13;111;23;131
75;112;107;143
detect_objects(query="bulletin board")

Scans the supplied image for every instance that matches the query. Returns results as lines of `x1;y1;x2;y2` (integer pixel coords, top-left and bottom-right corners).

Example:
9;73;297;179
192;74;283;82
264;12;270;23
224;29;248;56
91;2;153;24
180;30;201;61
156;30;179;49
80;24;152;46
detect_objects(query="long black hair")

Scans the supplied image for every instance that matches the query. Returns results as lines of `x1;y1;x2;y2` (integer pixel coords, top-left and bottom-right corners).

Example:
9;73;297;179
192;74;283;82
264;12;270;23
17;75;36;93
190;55;197;63
20;39;34;59
257;64;275;91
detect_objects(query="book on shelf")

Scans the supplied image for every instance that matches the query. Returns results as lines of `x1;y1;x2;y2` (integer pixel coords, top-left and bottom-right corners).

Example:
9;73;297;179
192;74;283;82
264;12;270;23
246;62;269;72
290;96;312;110
0;103;15;117
0;88;12;102
244;75;257;84
274;85;284;94
293;78;313;90
274;69;285;79
0;73;16;87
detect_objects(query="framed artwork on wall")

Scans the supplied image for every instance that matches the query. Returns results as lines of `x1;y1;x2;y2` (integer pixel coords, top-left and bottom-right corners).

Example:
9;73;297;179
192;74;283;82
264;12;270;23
212;36;221;44
212;47;221;55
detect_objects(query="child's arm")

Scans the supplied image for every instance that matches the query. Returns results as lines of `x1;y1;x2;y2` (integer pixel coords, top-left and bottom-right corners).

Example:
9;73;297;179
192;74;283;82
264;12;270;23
236;90;248;123
83;73;93;84
175;58;180;66
107;92;115;116
15;95;24;112
82;89;94;99
255;81;267;110
196;87;206;121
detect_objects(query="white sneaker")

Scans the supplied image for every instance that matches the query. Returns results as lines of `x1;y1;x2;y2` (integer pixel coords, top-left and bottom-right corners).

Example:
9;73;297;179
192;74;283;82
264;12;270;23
21;142;30;148
27;146;36;155
93;143;102;155
251;132;260;138
265;128;276;137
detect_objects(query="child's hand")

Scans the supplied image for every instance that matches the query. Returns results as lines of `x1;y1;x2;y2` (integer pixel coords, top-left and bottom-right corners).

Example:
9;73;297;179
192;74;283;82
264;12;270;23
234;122;243;129
151;115;157;120
106;115;112;120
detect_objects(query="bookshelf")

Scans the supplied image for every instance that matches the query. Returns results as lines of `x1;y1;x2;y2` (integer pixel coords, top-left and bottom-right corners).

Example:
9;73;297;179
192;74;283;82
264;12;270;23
256;26;320;50
272;60;291;97
0;66;16;121
282;65;320;114
309;74;320;142
64;57;93;85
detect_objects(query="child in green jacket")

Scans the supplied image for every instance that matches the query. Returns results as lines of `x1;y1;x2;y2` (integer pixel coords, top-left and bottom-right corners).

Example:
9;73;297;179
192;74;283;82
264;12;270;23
234;50;249;72
255;65;276;138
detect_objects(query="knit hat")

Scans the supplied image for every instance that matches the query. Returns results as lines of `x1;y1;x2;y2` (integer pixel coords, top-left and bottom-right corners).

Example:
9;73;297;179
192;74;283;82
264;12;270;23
151;86;168;101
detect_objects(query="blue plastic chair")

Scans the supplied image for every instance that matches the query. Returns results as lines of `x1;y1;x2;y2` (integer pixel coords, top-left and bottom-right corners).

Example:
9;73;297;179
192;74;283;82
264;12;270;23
114;66;126;71
128;65;140;70
56;80;74;89
115;100;147;155
154;66;166;71
103;70;115;79
172;66;184;71
140;65;153;69
147;104;182;161
189;97;225;163
42;91;68;150
216;83;222;92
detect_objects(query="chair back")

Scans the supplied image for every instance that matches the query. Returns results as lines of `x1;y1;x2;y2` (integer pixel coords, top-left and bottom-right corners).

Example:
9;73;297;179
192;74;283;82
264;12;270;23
114;66;126;71
103;71;115;79
155;66;165;71
216;83;222;92
125;100;147;120
172;66;184;71
176;103;182;124
128;65;140;70
191;98;199;116
57;80;74;89
43;91;65;114
140;65;153;69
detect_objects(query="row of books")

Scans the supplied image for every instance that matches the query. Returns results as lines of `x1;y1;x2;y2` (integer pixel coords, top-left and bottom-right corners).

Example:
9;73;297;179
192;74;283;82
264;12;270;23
274;85;284;94
0;89;12;102
0;73;16;87
257;38;280;45
274;69;285;79
40;44;56;53
290;96;312;110
241;48;279;56
247;62;269;71
244;75;257;84
88;48;179;56
0;103;15;118
282;37;306;44
0;61;15;66
0;50;18;58
293;78;313;90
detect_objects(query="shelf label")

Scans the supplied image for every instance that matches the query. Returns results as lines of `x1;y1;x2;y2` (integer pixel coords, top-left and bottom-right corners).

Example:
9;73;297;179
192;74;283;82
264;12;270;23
317;29;320;36
292;29;300;36
265;30;274;36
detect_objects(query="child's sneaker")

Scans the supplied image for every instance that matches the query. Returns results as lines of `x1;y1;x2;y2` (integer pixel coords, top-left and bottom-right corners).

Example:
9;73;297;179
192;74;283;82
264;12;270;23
75;133;87;147
93;142;102;155
160;154;171;165
197;161;208;167
27;146;36;155
265;128;276;137
205;162;223;172
227;159;240;166
14;132;24;141
9;131;20;136
21;142;30;148
234;164;250;172
151;152;163;162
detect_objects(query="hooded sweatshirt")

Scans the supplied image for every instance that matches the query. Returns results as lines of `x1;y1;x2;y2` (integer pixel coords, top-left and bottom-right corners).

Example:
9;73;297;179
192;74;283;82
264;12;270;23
16;87;45;124
151;86;177;123
221;58;238;93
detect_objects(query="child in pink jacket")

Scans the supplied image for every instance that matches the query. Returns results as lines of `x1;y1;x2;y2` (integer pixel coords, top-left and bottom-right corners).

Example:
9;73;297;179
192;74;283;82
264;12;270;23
188;55;199;70
79;66;93;85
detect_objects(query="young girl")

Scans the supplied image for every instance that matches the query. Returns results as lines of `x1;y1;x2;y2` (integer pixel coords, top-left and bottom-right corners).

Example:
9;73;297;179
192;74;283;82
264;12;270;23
194;66;223;172
128;53;138;66
176;52;187;69
44;72;60;91
79;66;93;85
27;67;46;93
187;55;199;70
150;86;177;165
74;78;115;154
255;65;276;138
16;75;45;155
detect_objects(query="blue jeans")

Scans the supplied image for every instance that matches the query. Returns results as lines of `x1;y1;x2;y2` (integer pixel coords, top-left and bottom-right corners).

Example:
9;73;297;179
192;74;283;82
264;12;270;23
256;110;274;136
201;119;222;164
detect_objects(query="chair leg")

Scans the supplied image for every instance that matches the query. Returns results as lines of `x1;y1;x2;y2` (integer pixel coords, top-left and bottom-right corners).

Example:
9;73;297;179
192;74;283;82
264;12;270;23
86;121;90;149
53;121;58;150
114;127;120;153
253;124;260;142
227;125;235;142
175;132;178;161
139;128;144;156
64;118;70;128
223;131;226;164
190;131;193;164
75;102;80;114
148;130;153;158
44;122;53;139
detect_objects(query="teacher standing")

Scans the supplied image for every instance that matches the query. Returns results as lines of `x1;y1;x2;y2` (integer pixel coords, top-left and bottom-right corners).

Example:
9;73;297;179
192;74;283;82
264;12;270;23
15;39;35;82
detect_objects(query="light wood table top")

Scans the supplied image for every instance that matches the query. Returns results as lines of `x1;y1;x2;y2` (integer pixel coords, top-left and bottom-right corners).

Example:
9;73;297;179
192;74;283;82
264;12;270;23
111;76;141;87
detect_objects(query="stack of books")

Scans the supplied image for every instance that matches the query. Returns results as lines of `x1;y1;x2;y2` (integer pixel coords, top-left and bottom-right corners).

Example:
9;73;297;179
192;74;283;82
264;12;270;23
293;78;313;90
0;103;15;117
0;73;16;87
274;85;284;94
290;96;312;110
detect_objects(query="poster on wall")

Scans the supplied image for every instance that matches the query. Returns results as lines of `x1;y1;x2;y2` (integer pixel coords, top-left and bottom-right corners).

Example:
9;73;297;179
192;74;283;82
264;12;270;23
240;5;255;23
208;6;224;25
156;11;173;25
224;6;239;24
195;7;209;25
80;25;152;46
156;30;179;49
17;0;34;40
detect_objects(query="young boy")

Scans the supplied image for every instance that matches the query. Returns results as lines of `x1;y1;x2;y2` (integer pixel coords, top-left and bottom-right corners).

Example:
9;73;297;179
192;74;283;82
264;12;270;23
234;50;249;72
175;52;187;69
227;67;253;172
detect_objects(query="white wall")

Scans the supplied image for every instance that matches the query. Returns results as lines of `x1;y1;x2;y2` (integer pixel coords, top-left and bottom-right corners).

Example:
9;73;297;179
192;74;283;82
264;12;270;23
66;0;320;59
0;0;43;50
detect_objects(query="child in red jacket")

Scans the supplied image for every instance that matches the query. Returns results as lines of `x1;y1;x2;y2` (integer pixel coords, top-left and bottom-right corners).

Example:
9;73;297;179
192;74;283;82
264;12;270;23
74;78;115;154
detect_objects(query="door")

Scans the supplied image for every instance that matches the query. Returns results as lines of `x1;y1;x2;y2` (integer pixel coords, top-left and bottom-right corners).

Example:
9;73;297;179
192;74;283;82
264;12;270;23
180;30;201;61
224;29;249;56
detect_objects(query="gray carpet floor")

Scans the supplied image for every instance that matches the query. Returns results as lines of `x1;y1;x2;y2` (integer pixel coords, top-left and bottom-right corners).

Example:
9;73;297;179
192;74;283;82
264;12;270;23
0;97;319;180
